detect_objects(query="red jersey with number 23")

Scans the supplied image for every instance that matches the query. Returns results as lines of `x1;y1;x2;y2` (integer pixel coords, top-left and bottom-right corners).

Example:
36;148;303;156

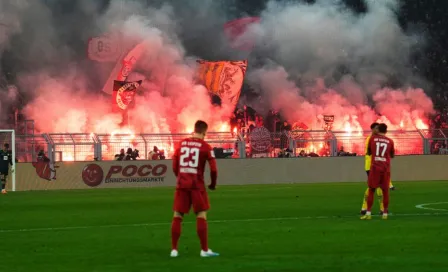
367;134;395;172
172;137;217;190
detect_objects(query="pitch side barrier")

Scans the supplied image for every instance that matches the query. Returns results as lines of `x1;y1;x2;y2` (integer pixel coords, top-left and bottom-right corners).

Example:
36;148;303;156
8;155;447;191
14;132;244;163
13;129;447;163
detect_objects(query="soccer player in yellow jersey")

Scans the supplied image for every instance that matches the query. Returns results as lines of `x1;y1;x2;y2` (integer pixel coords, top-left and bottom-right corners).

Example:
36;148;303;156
360;123;395;215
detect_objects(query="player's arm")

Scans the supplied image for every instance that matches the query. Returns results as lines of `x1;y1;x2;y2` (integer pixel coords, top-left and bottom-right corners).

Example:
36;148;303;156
172;147;180;177
207;146;218;190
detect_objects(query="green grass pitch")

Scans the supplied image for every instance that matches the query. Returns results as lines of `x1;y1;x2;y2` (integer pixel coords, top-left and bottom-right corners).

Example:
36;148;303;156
1;181;448;272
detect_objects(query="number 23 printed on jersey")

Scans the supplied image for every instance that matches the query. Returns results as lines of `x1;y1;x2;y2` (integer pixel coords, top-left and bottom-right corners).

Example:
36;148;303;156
179;147;200;174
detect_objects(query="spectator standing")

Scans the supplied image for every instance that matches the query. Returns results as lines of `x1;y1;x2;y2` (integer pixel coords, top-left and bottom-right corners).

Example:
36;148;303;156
149;146;160;160
280;121;291;150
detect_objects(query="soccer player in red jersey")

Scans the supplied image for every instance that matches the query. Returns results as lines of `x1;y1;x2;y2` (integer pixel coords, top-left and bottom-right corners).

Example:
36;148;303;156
170;120;219;258
361;123;395;220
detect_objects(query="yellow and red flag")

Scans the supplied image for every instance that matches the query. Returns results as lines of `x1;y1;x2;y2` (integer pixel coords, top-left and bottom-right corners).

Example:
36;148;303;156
196;60;248;109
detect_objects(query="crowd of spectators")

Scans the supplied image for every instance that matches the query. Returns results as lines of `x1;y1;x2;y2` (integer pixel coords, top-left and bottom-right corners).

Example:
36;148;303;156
114;148;139;161
430;88;448;129
430;111;448;129
114;146;165;161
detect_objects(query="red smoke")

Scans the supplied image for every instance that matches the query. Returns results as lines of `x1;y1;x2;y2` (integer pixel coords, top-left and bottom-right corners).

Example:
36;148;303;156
22;23;233;137
250;67;432;156
16;2;435;160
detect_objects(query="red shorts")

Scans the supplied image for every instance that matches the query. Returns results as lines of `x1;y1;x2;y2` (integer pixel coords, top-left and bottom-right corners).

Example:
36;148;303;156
173;189;210;214
368;168;390;190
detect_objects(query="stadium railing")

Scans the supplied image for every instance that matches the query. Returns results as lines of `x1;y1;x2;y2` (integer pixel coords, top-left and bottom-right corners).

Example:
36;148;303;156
47;133;100;162
12;129;447;162
245;129;336;158
289;130;337;157
332;130;425;156
16;134;51;162
419;129;448;155
96;132;241;160
97;134;145;161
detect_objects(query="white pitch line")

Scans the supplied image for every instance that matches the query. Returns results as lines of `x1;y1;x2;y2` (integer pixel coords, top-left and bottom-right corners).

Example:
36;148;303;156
224;186;294;192
1;212;447;234
415;202;448;211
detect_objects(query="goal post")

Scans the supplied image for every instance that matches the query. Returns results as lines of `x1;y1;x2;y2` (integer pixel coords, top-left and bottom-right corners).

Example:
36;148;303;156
0;129;16;192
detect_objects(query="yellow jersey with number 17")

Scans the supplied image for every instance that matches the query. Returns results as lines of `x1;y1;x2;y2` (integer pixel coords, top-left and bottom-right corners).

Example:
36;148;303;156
364;136;371;171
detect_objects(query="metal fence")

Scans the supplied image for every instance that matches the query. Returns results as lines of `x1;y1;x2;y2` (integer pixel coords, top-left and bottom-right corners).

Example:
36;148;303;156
96;132;240;161
16;134;50;162
331;130;368;156
420;129;448;155
290;130;337;157
12;129;448;162
332;130;426;156
48;133;100;162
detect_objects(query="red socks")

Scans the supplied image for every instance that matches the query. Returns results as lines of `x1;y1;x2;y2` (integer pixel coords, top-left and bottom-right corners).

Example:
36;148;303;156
171;217;182;250
196;218;208;252
171;217;208;252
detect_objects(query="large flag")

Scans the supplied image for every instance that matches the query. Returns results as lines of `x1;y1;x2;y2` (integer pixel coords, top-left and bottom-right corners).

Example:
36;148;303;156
87;32;122;62
112;80;142;113
102;41;148;95
196;60;248;109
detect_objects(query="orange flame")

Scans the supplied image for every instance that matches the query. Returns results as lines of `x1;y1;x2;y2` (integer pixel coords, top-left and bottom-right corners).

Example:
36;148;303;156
344;122;352;135
218;122;230;132
62;149;74;161
415;119;428;130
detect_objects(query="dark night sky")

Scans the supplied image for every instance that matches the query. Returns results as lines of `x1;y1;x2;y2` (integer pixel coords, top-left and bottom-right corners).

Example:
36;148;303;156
2;0;448;112
235;0;448;87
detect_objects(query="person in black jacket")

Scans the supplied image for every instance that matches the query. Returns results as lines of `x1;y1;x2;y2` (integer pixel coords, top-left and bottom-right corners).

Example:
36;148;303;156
115;149;125;161
280;121;291;150
0;143;14;194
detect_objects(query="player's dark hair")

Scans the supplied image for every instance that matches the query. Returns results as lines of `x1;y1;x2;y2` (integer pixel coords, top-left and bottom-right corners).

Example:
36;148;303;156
194;120;208;134
370;122;379;130
378;123;388;133
4;143;9;149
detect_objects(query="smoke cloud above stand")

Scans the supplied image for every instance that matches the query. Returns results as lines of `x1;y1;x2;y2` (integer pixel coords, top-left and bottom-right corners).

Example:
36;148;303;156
0;0;434;135
246;0;432;131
